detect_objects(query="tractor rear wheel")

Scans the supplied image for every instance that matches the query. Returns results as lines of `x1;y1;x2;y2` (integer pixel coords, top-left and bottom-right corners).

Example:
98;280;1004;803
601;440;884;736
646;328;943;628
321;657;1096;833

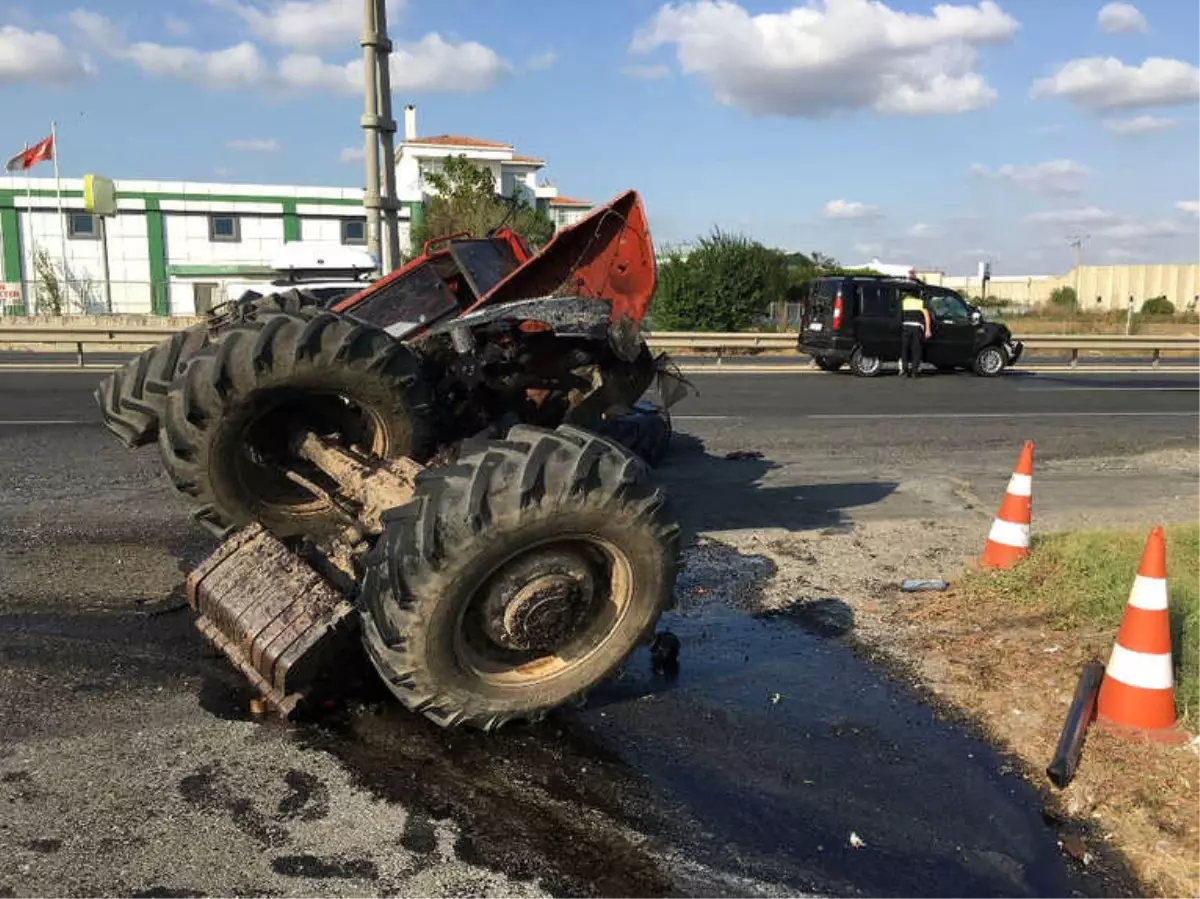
157;310;433;539
358;424;680;731
95;289;325;448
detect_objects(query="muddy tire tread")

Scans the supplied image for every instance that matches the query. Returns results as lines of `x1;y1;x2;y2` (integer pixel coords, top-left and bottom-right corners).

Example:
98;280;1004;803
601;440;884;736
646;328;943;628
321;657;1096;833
93;289;326;448
359;424;680;732
158;309;433;538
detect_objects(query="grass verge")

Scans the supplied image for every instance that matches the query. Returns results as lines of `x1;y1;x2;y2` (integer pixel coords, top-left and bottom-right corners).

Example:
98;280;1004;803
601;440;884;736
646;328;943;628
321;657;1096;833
956;524;1199;730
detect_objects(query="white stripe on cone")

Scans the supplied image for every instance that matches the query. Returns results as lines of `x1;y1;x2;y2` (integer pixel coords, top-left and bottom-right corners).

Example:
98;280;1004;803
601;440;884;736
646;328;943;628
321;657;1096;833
987;518;1030;549
1006;473;1032;497
1128;575;1169;611
1106;643;1174;691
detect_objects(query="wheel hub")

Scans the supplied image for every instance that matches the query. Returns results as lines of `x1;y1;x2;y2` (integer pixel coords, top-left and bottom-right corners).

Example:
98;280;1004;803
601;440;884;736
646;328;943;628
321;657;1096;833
482;551;596;652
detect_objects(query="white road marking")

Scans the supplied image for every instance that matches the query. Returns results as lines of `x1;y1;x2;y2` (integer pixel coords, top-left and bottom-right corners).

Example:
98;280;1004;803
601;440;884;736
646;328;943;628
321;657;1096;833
807;411;1198;420
0;419;85;425
1017;385;1197;392
671;415;736;421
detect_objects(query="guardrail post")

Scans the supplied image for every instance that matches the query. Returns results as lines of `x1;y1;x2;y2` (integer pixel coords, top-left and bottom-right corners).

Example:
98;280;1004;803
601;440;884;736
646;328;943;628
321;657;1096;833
1152;348;1160;369
716;348;723;367
1069;348;1078;368
76;342;84;369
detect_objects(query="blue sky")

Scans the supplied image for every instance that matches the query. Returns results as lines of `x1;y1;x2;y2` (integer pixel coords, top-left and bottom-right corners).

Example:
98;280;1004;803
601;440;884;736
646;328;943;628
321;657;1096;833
2;0;1197;274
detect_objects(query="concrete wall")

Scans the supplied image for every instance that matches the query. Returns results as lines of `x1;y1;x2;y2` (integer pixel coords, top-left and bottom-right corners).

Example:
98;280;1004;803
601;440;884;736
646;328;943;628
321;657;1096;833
919;264;1200;311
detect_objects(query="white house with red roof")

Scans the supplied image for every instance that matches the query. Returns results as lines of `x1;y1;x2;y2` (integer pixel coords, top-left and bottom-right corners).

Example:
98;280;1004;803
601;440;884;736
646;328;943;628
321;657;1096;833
394;105;591;236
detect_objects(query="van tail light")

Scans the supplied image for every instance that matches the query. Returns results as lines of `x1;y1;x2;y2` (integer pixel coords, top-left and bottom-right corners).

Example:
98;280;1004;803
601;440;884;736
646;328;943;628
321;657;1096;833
832;292;844;331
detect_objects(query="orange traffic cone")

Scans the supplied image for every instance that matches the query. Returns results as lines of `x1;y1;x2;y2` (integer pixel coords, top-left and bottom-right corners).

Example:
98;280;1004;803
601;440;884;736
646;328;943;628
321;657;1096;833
1096;526;1182;741
980;440;1033;569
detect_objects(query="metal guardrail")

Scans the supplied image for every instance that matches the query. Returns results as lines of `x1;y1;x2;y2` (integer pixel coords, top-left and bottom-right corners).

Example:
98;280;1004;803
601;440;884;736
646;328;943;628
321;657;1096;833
641;331;1197;367
0;323;1195;367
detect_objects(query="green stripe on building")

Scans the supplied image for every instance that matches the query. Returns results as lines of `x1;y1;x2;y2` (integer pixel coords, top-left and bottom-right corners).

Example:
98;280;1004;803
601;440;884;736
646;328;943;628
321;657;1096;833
144;199;168;315
0;193;21;284
14;187;363;207
282;199;301;242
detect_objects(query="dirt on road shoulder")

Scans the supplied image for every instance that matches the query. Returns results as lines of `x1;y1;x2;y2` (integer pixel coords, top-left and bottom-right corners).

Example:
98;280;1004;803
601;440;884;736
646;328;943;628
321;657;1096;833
698;472;1199;898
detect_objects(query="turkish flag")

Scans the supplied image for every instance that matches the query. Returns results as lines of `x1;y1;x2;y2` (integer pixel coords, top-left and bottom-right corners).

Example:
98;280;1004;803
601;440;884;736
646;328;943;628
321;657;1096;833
4;134;54;173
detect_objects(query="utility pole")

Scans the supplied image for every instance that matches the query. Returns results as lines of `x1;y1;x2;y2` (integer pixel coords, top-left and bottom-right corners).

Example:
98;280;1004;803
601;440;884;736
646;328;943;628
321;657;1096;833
1067;234;1089;308
360;0;400;274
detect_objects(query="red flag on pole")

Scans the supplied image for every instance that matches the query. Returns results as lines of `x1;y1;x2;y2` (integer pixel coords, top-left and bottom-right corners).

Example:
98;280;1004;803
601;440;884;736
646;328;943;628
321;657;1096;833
4;134;54;173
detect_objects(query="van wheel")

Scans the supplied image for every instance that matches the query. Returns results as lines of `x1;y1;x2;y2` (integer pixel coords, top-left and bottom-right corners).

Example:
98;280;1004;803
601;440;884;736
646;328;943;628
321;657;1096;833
973;346;1006;377
813;356;844;372
849;348;882;378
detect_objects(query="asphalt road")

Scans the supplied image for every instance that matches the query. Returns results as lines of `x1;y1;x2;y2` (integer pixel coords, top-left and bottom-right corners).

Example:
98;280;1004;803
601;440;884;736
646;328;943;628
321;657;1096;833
2;366;1194;896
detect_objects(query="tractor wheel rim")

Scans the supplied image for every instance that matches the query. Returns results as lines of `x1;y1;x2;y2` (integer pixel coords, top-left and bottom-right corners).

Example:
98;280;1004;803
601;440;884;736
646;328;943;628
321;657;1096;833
455;535;634;688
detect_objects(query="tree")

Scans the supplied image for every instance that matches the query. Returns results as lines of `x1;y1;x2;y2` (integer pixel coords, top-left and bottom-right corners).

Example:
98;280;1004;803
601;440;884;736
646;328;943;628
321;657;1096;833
411;154;555;253
810;251;840;274
649;228;789;332
32;246;65;315
1049;285;1078;309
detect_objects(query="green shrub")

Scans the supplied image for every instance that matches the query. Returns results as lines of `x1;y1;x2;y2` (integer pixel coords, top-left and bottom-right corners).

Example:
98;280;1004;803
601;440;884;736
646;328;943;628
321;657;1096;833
1049;286;1078;308
1141;296;1175;315
649;228;789;332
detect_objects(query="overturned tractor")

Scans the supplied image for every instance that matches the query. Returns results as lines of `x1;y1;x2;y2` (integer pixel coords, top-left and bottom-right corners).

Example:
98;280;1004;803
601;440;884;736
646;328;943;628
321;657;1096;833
95;190;687;731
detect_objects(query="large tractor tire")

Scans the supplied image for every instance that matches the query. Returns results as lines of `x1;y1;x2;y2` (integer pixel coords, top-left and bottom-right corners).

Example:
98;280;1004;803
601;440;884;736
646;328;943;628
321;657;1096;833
95;289;324;449
158;310;434;539
593;401;672;467
358;424;680;732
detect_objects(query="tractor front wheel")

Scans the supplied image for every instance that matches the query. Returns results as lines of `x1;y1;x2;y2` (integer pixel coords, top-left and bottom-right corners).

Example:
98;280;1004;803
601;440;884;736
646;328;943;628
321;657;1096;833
358;424;680;731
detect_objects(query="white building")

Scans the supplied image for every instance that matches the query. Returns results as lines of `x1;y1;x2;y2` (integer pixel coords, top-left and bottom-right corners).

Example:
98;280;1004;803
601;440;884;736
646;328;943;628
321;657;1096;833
0;105;594;316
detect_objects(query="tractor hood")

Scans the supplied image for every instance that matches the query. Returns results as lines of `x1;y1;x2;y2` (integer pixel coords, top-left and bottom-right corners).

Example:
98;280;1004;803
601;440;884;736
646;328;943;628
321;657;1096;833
472;190;658;326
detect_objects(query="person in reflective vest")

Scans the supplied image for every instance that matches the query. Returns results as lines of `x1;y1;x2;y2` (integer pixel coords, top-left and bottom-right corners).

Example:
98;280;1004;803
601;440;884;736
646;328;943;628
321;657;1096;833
900;290;932;378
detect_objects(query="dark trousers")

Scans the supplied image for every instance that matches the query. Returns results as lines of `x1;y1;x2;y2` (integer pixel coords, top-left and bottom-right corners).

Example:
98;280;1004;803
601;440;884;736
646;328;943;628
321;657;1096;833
901;326;924;375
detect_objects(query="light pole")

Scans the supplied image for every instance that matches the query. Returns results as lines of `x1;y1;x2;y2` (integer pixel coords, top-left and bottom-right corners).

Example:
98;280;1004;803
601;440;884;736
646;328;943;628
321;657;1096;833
1067;234;1089;309
360;0;400;274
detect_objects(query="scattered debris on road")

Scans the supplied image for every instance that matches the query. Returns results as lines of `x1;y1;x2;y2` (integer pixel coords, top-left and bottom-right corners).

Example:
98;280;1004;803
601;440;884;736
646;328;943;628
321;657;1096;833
900;578;949;592
723;450;764;461
849;832;866;850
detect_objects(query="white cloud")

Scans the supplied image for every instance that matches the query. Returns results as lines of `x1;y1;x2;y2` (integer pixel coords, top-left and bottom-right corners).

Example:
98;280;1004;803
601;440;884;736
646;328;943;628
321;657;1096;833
824;199;882;220
620;63;671;80
278;34;507;94
226;138;280;152
66;10;507;95
1032;56;1199;110
214;0;403;50
525;50;556;71
1027;207;1192;241
628;0;1019;117
0;24;96;84
66;8;123;53
1102;114;1176;135
339;146;365;164
970;159;1089;195
852;242;884;256
1097;2;1146;34
164;15;192;38
213;166;235;178
126;40;271;89
1026;207;1122;226
907;222;938;238
1175;201;1200;218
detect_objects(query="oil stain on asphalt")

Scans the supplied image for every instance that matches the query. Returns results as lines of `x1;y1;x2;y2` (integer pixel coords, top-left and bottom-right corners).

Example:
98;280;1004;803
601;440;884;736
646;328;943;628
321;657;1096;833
290;588;1138;898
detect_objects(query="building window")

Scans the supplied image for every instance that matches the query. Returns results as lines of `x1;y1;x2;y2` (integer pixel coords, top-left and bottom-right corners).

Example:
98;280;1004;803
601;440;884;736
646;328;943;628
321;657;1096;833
341;218;367;245
209;214;241;242
67;212;98;239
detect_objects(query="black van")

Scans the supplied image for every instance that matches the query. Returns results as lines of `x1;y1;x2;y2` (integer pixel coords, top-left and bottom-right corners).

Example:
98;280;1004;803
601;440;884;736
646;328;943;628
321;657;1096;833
796;275;1023;377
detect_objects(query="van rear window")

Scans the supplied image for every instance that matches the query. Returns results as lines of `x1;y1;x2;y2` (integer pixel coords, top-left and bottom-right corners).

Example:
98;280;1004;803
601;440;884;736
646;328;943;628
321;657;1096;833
859;282;898;318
